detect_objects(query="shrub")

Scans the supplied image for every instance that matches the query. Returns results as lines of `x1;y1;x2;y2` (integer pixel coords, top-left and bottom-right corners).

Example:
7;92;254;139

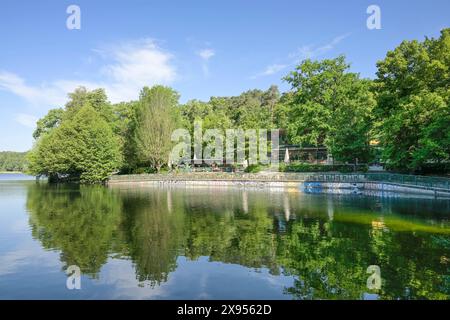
415;163;450;175
244;164;262;173
280;162;368;173
132;167;157;174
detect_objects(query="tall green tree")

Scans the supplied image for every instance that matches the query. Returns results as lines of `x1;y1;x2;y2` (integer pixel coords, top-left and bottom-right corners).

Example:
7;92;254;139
33;108;64;139
65;87;112;122
263;85;280;128
284;56;375;163
134;86;180;172
328;78;375;163
28;104;121;183
111;101;139;172
283;57;347;147
375;28;450;171
0;151;28;172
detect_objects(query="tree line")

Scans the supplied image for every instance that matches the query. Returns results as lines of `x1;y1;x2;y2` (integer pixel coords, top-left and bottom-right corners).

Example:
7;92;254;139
0;151;28;172
27;29;450;183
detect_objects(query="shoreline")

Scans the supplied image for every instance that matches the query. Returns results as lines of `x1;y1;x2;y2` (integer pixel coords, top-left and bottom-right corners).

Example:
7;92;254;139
108;172;450;198
0;171;24;174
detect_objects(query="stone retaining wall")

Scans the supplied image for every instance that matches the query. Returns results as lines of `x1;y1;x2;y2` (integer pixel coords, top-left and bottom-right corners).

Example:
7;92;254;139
108;176;450;198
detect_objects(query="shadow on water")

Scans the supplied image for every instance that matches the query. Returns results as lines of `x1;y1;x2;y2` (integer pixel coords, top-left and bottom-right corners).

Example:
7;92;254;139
25;183;450;299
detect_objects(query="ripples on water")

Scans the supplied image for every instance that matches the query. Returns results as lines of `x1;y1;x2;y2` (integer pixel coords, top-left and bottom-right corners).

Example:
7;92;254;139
0;175;449;299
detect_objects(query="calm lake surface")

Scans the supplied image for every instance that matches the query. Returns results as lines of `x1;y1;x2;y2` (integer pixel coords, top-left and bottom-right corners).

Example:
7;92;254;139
0;174;449;299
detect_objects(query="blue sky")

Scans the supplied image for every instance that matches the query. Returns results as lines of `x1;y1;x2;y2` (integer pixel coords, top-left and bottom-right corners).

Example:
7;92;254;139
0;0;449;151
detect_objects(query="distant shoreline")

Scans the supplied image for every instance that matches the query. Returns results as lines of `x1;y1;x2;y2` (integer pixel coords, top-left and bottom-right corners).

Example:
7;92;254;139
0;171;24;174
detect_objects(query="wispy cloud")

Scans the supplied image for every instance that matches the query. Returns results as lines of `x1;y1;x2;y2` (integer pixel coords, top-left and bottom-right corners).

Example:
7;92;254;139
289;33;351;61
0;38;177;107
251;64;287;79
15;113;38;128
197;48;215;77
100;39;177;101
0;72;66;107
252;33;350;79
197;48;215;61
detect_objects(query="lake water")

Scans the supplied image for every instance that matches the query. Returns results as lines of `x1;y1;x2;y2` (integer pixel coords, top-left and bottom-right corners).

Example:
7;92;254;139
0;174;449;299
0;173;35;181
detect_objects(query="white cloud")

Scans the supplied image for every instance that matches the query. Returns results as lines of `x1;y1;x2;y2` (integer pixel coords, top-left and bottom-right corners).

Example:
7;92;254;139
251;64;287;79
0;72;67;107
0;38;177;106
15;113;38;129
197;48;215;61
101;39;177;101
252;33;350;79
197;48;215;77
289;33;350;61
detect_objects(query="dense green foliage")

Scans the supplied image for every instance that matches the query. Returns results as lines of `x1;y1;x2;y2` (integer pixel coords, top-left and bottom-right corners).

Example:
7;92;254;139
24;29;449;182
133;86;180;172
374;29;450;172
33;108;65;139
244;164;264;173
28;105;121;183
280;162;369;173
0;151;28;172
283;56;375;163
27;88;122;183
179;86;280;133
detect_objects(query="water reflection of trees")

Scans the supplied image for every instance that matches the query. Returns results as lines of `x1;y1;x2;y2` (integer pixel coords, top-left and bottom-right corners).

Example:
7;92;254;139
26;185;449;299
119;189;185;286
26;184;122;276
